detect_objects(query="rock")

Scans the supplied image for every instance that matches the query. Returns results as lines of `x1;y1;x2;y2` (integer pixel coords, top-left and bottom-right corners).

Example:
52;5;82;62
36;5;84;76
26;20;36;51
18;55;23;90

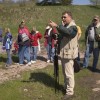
24;89;28;92
92;88;100;92
96;80;100;84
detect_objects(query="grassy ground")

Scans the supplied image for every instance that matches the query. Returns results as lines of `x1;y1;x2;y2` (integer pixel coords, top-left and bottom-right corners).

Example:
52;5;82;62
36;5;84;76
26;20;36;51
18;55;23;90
0;54;18;68
0;65;95;100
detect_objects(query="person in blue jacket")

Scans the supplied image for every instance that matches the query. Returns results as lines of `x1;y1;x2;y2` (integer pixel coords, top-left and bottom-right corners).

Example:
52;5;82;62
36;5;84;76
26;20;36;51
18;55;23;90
3;28;12;67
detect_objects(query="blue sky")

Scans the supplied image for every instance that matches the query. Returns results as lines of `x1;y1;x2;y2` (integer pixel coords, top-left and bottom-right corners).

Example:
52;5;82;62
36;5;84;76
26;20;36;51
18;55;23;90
72;0;91;5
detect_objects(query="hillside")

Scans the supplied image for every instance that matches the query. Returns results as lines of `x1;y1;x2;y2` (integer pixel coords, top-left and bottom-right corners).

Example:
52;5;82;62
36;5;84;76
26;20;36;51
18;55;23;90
0;4;100;48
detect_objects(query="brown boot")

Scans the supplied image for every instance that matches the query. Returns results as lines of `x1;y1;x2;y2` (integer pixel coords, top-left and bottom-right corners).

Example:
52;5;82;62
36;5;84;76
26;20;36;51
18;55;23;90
62;94;74;100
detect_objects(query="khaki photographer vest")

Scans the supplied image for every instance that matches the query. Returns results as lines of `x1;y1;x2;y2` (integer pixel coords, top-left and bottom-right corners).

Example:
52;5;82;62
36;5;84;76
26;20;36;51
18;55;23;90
60;21;78;59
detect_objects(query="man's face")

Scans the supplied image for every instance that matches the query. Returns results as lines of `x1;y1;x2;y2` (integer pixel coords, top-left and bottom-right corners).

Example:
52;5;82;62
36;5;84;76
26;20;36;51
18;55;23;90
62;13;72;25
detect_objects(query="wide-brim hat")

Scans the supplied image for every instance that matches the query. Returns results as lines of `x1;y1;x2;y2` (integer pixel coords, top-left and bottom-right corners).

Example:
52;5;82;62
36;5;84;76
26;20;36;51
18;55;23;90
46;26;51;29
93;15;100;20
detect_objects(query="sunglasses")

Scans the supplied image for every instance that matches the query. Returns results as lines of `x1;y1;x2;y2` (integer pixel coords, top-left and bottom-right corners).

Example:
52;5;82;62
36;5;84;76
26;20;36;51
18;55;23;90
61;16;67;19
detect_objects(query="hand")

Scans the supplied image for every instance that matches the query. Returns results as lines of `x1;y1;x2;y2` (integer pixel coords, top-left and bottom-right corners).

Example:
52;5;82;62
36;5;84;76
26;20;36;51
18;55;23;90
62;21;65;26
44;35;48;38
49;20;58;27
54;40;58;45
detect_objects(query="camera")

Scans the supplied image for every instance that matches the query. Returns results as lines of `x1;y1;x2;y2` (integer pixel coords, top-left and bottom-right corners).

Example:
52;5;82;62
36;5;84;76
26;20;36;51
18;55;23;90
52;33;58;40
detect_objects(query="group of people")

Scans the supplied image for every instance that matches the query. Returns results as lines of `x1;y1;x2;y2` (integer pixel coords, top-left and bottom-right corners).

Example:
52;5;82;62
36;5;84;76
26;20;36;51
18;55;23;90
17;21;42;66
1;20;58;67
2;21;42;67
1;10;100;100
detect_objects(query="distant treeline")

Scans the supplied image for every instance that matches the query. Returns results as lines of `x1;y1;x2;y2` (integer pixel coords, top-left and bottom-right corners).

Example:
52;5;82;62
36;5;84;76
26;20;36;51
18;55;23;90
0;0;73;5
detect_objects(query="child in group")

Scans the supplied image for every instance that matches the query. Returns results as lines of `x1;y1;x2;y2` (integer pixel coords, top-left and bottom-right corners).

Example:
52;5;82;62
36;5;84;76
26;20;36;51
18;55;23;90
44;25;58;63
30;27;42;63
3;28;13;67
12;40;19;55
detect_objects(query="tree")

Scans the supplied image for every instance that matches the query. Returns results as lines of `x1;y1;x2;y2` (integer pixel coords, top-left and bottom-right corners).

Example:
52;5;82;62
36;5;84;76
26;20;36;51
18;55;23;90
36;0;72;5
62;0;72;5
90;0;100;6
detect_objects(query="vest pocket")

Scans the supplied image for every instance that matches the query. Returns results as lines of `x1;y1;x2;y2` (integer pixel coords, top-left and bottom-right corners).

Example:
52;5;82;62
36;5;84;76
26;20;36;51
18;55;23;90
64;50;73;59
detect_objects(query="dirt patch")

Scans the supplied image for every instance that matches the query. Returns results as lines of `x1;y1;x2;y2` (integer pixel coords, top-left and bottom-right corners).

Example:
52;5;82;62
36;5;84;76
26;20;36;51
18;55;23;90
0;50;53;84
78;72;100;100
0;43;53;83
0;43;61;84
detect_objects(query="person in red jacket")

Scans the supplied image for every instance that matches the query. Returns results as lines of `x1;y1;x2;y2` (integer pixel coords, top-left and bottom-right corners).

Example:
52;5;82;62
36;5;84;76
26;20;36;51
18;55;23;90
17;21;31;66
12;40;19;55
44;25;58;63
30;27;42;63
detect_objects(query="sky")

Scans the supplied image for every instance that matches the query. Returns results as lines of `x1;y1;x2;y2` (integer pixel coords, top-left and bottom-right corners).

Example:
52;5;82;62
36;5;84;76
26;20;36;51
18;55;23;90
72;0;91;5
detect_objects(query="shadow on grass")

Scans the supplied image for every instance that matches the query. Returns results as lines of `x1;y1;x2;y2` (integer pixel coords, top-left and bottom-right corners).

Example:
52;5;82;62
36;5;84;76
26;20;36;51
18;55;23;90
37;56;47;62
0;56;6;63
12;55;19;63
0;55;19;65
87;66;100;73
22;72;65;94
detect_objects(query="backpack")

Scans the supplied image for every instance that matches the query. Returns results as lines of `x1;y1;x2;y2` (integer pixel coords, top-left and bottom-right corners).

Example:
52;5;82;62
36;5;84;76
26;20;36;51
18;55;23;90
19;33;29;43
5;38;12;49
73;59;81;73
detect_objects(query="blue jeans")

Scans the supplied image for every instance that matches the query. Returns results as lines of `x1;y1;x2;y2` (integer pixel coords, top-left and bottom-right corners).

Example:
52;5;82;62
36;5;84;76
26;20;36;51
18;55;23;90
18;45;30;64
6;49;12;65
24;46;31;62
92;48;99;69
31;46;38;61
83;41;94;67
46;44;55;61
30;47;33;60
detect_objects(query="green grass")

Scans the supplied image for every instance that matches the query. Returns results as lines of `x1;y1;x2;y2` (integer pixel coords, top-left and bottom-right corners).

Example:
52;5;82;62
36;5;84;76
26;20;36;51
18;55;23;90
0;54;7;67
0;65;92;100
0;54;18;68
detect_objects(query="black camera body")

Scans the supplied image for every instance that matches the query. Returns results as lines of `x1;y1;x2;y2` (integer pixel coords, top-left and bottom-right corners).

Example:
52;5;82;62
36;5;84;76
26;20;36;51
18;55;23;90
52;33;58;40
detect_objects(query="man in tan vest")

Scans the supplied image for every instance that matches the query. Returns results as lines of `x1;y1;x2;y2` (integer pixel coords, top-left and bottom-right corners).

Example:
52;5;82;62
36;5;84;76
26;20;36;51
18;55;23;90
49;11;78;99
